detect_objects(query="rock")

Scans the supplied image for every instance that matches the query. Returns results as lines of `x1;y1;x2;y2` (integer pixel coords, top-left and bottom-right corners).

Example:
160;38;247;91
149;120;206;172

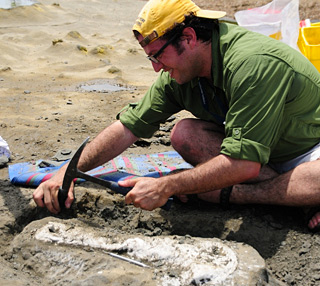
77;45;88;52
52;38;63;45
67;31;82;38
108;66;121;74
6;218;284;286
52;149;75;161
0;155;9;168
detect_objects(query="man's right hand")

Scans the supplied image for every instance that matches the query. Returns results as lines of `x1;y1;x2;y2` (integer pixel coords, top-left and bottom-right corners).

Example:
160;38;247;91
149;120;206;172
32;165;74;214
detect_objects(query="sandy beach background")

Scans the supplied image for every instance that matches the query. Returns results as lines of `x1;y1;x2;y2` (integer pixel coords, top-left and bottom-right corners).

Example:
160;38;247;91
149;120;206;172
1;0;320;285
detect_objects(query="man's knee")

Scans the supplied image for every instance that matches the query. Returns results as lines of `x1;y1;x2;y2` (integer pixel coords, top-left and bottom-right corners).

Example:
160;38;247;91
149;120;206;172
170;118;195;150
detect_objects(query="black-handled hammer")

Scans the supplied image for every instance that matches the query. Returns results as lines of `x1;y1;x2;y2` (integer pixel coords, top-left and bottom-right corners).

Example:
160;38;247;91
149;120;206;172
58;137;172;211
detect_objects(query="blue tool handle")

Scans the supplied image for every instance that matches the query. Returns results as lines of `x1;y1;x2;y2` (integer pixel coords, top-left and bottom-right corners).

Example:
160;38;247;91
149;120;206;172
107;181;132;195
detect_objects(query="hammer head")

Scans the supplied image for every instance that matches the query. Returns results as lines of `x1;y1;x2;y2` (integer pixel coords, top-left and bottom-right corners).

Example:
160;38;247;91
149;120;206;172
58;137;90;208
57;137;173;211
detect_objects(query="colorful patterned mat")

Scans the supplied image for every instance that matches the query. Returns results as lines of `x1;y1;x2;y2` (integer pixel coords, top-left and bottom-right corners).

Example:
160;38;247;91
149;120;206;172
9;151;192;187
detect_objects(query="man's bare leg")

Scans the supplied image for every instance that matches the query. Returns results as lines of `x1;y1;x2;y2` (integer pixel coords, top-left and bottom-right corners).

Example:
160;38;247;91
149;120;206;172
170;118;320;230
170;118;225;165
170;118;225;203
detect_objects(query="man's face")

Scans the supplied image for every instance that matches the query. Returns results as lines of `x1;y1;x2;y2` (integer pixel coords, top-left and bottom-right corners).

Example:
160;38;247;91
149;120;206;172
138;33;201;84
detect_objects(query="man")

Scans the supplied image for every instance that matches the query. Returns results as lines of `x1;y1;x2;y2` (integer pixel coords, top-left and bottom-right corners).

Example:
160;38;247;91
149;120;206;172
33;0;320;231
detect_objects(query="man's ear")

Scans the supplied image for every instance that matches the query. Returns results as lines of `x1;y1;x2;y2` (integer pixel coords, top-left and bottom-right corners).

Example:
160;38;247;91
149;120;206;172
181;27;197;47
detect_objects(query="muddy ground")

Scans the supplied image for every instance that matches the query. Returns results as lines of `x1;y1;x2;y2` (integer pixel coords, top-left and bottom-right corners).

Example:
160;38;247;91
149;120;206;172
1;0;320;285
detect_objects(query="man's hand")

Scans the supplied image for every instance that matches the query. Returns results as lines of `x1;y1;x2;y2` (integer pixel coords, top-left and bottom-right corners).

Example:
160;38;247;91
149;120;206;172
32;121;139;214
120;177;172;211
32;165;74;214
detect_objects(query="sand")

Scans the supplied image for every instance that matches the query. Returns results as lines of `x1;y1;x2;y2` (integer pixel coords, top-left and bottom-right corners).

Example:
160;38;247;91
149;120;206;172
1;0;320;285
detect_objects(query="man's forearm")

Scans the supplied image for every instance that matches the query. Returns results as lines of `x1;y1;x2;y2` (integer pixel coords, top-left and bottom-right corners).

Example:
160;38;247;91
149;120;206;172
77;120;138;172
162;154;261;197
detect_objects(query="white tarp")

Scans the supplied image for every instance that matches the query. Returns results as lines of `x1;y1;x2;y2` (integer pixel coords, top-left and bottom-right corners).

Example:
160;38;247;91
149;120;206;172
235;0;300;50
0;136;10;159
0;0;38;9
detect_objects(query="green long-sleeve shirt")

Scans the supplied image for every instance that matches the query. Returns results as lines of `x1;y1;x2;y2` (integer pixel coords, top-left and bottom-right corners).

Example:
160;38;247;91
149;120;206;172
119;23;320;165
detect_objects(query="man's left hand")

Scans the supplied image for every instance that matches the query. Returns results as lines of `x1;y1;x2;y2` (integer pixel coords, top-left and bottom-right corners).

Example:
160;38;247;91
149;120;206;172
119;177;171;210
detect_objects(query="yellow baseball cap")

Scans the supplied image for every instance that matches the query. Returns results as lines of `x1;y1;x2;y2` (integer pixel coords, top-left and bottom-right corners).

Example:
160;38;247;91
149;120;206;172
133;0;226;47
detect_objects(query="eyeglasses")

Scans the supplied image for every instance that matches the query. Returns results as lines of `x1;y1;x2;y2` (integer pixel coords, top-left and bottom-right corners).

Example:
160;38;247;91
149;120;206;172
147;34;179;64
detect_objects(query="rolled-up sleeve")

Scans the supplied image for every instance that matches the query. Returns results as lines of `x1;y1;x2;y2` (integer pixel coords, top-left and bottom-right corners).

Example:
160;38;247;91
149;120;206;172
118;72;182;138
